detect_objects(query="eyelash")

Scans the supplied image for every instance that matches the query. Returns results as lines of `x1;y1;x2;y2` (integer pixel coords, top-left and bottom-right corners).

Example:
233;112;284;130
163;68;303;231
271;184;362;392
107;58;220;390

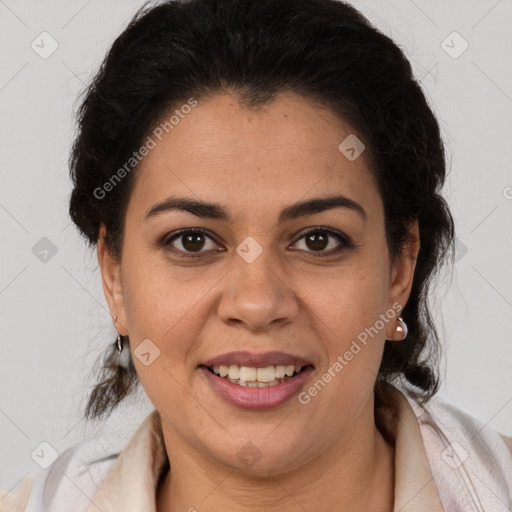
160;227;353;259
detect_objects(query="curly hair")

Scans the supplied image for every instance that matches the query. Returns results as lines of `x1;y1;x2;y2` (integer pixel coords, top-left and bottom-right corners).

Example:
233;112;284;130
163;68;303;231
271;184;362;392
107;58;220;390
68;0;455;422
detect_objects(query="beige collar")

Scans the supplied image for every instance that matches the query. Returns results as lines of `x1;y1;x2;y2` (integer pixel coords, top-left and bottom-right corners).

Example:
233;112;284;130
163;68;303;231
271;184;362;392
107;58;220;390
86;384;443;512
375;383;444;511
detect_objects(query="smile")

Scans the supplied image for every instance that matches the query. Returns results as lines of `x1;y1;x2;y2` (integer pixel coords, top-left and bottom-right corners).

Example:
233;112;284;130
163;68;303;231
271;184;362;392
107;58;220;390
200;364;314;409
207;364;307;387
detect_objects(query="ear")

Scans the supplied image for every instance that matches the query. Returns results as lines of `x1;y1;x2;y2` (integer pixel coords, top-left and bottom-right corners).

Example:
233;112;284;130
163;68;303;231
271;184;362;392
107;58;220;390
386;219;420;339
97;224;128;335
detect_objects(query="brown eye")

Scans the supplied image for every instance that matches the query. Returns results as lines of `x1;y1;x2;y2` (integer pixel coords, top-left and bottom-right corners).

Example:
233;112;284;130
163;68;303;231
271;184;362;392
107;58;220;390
181;232;206;252
292;228;352;255
304;231;329;251
163;229;220;257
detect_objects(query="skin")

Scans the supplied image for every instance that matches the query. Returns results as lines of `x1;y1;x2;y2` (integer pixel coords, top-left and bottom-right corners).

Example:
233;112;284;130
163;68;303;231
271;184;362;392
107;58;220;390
98;91;420;512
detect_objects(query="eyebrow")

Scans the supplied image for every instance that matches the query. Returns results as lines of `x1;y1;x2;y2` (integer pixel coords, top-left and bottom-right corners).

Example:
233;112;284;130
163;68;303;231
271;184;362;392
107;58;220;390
144;194;367;223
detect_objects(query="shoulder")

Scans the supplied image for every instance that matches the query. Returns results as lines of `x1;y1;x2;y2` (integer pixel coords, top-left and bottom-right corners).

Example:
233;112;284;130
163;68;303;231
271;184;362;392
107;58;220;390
405;392;512;511
413;395;512;468
2;436;121;512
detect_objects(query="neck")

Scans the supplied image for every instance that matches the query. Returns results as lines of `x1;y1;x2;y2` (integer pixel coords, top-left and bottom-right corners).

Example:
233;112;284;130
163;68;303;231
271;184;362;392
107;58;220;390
156;395;395;512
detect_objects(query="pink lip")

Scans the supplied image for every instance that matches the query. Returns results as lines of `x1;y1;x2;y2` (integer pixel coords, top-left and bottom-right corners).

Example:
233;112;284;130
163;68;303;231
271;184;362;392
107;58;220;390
200;365;314;409
201;350;313;368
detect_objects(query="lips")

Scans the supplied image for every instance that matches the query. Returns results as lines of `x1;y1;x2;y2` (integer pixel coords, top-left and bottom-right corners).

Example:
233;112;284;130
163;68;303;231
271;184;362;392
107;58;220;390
201;364;315;409
200;350;314;369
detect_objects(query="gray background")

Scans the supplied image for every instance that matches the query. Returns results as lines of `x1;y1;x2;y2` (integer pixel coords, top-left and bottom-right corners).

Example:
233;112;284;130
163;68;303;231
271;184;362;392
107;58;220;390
1;0;511;491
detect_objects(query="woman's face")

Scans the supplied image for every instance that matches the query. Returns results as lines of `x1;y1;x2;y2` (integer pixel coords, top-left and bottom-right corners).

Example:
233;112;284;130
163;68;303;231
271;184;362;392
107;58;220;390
99;91;419;474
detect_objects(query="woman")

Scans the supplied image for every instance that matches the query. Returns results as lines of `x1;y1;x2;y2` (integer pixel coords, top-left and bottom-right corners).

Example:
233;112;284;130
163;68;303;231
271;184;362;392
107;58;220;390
2;0;511;510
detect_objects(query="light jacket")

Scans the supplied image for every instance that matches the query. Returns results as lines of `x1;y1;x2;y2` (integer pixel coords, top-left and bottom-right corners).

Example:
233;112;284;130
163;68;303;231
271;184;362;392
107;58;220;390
2;383;511;511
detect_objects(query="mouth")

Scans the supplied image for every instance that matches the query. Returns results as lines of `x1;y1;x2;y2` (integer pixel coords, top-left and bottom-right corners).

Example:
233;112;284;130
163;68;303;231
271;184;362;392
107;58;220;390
198;350;315;408
201;363;313;388
199;362;315;409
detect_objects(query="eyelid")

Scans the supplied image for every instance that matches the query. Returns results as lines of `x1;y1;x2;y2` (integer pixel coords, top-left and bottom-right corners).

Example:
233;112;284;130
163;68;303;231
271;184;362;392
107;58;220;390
292;225;350;243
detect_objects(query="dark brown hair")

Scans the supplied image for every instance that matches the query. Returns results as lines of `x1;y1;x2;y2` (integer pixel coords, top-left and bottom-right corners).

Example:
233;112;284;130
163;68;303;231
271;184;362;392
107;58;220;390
68;0;455;422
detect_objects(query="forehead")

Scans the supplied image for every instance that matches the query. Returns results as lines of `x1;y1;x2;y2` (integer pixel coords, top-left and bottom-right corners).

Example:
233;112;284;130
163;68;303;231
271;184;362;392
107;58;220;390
128;92;382;222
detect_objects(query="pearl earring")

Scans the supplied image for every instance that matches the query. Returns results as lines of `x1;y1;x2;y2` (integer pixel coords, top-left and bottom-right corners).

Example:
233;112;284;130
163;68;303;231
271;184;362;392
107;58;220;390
395;316;408;341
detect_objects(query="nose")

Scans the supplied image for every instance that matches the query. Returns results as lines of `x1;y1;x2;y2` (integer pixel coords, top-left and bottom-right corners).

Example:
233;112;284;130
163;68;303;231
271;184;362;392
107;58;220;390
217;249;299;332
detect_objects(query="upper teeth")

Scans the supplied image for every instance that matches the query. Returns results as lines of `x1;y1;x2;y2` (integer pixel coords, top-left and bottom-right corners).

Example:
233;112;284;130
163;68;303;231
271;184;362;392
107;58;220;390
212;364;303;382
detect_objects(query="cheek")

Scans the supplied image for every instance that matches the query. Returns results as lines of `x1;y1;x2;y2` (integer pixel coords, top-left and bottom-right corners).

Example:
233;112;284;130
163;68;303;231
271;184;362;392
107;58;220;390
121;249;227;379
122;257;211;408
304;257;391;343
301;267;389;412
299;256;391;403
122;243;201;326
